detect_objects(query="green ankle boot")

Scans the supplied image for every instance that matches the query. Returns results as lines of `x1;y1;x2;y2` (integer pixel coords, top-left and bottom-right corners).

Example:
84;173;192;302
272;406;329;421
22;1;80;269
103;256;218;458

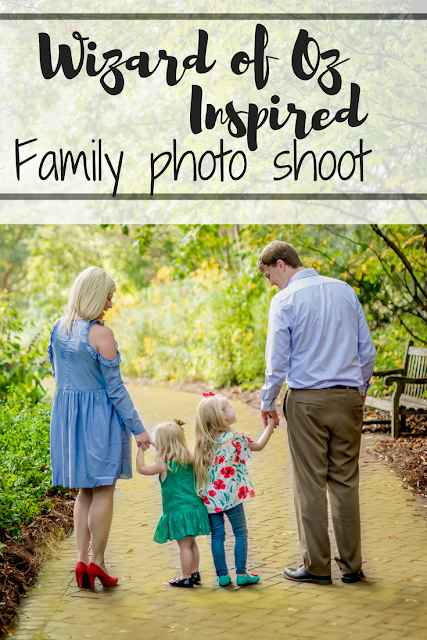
236;573;260;586
217;575;232;587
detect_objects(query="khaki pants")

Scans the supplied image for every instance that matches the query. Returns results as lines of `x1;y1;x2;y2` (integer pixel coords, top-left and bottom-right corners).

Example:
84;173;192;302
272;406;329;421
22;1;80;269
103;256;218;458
285;387;363;576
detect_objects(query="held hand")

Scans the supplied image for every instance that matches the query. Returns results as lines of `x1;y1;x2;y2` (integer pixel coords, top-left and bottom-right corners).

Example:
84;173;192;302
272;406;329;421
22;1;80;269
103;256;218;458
135;431;156;450
361;395;366;405
267;416;277;430
261;409;280;428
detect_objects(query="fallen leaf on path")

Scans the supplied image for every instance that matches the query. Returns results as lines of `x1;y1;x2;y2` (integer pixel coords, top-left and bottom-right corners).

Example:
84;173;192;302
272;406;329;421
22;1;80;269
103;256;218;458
288;608;298;611
389;535;398;539
406;599;418;602
405;578;411;582
126;549;134;553
383;621;389;624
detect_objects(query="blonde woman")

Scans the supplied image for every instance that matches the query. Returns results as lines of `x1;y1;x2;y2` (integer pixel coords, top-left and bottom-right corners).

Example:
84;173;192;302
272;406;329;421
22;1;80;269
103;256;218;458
48;266;154;591
136;421;211;587
193;394;275;587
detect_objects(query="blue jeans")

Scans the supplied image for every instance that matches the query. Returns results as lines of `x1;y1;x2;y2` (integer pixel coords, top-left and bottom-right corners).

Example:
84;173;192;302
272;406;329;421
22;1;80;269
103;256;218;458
209;503;248;576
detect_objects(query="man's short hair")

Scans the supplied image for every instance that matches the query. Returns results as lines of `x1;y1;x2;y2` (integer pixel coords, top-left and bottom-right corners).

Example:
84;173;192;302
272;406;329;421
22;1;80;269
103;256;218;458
257;241;303;272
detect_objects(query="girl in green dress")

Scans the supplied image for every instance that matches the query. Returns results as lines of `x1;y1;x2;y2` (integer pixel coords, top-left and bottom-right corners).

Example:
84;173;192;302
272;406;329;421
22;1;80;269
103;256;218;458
136;420;211;588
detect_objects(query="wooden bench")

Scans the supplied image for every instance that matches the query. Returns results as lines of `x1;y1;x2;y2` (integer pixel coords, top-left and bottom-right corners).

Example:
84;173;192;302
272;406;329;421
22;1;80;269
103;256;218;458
364;341;427;438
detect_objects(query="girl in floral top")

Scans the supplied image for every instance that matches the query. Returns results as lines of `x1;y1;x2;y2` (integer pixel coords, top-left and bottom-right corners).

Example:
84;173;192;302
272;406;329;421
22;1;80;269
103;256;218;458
193;394;275;587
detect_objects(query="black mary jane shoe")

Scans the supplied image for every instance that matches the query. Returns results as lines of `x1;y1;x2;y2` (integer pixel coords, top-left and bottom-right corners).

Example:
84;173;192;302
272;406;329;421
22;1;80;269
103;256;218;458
169;576;193;588
284;565;332;585
341;570;365;584
191;571;201;584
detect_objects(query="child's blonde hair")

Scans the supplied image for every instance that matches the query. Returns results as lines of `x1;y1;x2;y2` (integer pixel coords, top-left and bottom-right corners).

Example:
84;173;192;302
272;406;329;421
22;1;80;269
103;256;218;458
153;421;192;471
63;266;116;334
193;394;231;493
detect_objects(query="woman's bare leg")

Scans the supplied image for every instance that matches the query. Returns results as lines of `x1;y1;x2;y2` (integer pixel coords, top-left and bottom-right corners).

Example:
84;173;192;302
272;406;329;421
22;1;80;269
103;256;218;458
88;484;115;571
74;488;93;564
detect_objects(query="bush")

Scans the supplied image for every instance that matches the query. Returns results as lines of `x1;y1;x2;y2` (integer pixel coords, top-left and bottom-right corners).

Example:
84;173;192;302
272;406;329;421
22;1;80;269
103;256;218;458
0;391;52;537
0;293;50;402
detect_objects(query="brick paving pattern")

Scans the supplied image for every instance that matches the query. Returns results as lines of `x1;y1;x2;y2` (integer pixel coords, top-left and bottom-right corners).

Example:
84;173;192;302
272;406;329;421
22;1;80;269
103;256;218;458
11;386;427;640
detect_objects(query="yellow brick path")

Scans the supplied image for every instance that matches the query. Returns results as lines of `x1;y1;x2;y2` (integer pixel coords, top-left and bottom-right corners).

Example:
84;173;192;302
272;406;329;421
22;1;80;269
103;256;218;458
11;386;427;640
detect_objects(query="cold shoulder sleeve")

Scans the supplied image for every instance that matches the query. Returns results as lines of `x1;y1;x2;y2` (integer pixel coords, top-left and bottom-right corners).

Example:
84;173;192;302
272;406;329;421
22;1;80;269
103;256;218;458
81;320;99;360
81;320;145;435
99;353;145;436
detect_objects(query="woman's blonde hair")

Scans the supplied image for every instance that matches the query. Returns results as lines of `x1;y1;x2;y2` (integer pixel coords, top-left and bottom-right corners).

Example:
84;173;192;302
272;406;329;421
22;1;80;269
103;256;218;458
63;266;116;334
193;394;231;493
153;421;192;471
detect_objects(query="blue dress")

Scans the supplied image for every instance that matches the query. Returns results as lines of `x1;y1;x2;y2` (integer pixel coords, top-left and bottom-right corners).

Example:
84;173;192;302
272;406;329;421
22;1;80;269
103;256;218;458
48;318;145;488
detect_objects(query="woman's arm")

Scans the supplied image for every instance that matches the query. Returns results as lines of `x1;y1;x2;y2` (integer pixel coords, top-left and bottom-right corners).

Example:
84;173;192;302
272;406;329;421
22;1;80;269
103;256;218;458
89;325;155;450
136;447;166;477
249;417;276;452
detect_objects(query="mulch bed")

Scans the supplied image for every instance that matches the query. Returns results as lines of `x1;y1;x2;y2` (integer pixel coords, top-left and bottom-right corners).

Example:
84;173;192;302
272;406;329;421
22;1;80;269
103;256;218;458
0;491;75;637
363;405;427;496
368;437;427;495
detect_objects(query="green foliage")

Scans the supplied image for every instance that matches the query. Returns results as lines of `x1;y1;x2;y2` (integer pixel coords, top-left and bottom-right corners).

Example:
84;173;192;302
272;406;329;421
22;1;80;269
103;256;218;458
0;390;52;537
112;260;270;388
0;225;35;299
0;294;49;402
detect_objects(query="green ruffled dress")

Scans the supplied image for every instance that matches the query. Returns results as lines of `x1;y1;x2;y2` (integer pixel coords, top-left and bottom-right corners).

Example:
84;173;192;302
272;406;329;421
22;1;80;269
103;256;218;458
153;461;211;544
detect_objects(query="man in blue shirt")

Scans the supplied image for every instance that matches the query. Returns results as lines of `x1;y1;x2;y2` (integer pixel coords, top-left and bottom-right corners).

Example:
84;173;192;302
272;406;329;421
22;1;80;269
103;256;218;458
258;240;376;585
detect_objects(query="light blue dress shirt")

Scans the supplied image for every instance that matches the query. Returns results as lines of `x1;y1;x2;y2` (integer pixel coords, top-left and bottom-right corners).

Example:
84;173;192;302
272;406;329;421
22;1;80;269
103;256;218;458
261;269;376;411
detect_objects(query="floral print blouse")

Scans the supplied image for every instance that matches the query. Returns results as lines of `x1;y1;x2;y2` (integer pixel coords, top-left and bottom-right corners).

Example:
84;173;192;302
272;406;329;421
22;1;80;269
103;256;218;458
201;432;255;514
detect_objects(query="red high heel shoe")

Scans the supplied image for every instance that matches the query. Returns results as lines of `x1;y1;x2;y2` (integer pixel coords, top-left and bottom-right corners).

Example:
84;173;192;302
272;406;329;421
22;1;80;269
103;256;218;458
75;562;91;589
86;562;118;589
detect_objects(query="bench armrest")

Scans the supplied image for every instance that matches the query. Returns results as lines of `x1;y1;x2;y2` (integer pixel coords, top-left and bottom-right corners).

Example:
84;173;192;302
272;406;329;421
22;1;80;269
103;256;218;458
373;369;403;377
384;376;427;386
